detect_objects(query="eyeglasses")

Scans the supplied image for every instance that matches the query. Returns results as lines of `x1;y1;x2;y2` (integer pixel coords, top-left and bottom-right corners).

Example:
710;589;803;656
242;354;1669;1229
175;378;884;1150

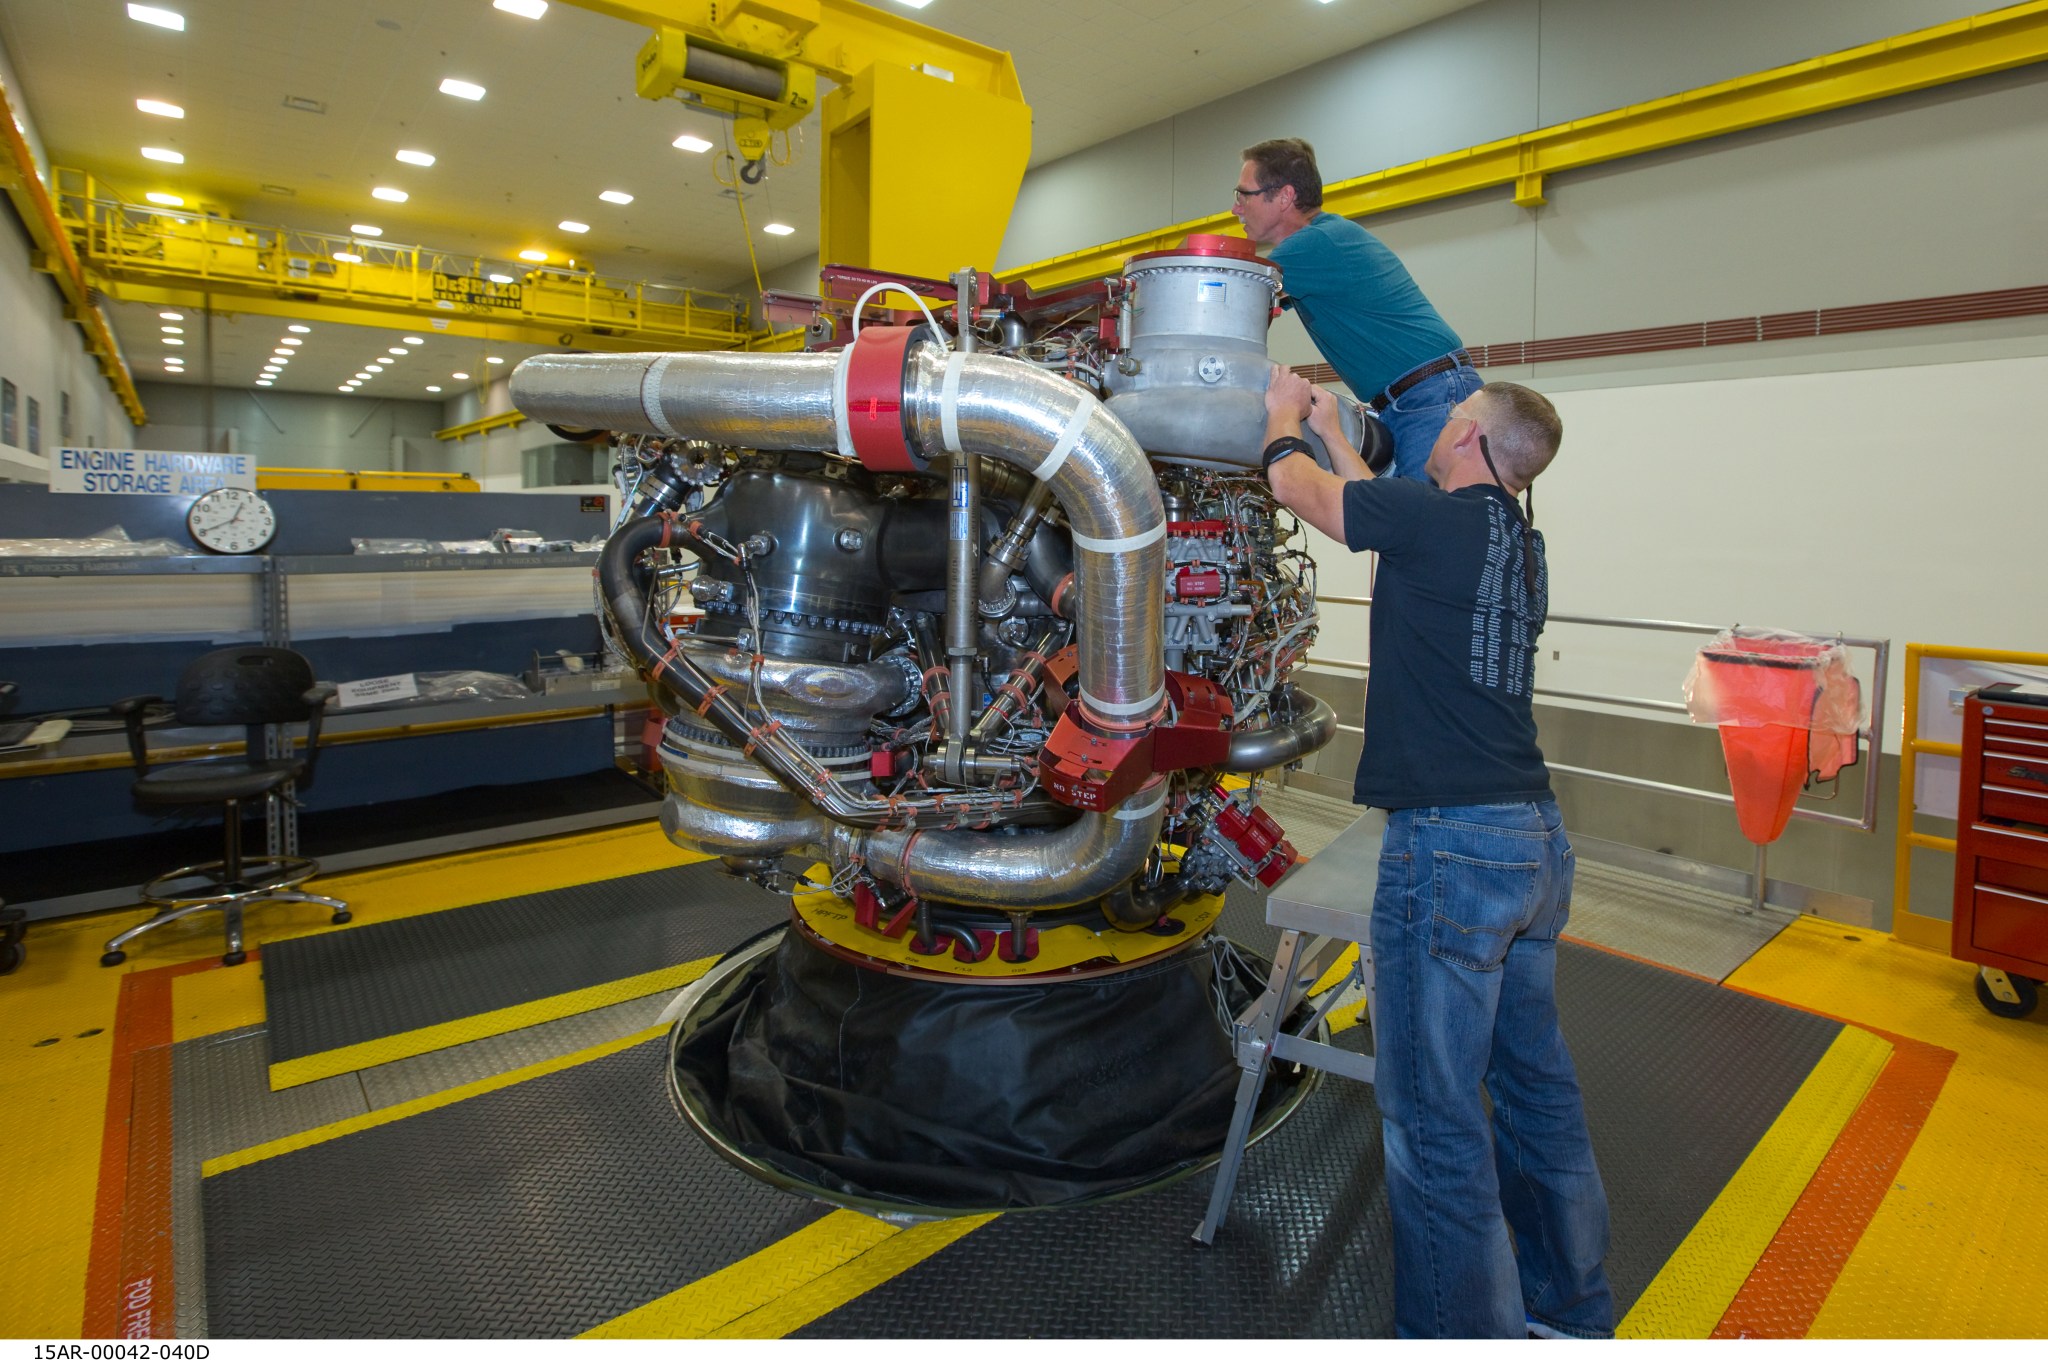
1233;184;1280;203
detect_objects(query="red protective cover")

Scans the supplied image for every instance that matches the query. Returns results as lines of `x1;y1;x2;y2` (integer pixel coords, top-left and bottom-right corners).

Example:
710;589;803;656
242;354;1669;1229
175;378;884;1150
842;326;922;472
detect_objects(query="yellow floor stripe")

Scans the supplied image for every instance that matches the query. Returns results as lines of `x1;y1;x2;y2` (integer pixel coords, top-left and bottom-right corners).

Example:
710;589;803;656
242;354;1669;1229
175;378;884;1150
1617;1025;1892;1338
206;1023;667;1178
582;1210;898;1338
710;1213;1001;1339
267;955;716;1089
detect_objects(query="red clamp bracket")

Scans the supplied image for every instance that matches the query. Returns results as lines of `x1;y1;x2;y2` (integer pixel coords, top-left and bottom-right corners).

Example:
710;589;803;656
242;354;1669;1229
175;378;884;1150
1150;672;1234;772
1212;790;1299;887
842;325;930;473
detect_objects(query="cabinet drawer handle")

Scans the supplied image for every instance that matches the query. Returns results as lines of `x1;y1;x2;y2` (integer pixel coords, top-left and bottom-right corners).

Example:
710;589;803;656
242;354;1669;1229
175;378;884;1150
1976;881;2048;909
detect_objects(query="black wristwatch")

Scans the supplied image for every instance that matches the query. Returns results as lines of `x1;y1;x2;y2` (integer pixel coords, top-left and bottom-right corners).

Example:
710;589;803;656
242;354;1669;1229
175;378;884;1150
1262;436;1315;473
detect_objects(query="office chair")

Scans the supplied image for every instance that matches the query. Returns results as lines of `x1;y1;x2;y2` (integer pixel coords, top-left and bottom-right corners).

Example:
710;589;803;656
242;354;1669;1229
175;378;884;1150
101;646;350;968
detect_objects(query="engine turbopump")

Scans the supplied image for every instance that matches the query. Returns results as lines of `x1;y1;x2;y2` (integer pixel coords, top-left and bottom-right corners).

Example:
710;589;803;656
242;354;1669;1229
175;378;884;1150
510;239;1352;1209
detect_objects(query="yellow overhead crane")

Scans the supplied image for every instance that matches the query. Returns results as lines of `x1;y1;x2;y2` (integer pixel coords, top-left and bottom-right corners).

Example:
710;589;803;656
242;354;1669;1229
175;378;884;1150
563;0;1033;282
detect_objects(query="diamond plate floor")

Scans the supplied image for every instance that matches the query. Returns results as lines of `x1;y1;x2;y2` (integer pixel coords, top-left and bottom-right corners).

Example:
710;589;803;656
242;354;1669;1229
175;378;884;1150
1261;785;1365;859
1567;859;1796;982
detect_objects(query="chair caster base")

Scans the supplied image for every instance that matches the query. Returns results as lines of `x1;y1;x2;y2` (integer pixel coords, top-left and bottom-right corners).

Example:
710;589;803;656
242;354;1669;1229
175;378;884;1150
331;909;352;925
101;949;127;968
223;950;248;967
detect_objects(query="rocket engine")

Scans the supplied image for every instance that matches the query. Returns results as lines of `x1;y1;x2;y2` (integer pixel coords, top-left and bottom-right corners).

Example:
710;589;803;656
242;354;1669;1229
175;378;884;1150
510;235;1384;1210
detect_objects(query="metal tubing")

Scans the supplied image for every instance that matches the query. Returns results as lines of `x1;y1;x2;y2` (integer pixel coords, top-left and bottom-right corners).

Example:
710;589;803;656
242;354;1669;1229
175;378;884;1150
1226;690;1338;773
946;452;980;750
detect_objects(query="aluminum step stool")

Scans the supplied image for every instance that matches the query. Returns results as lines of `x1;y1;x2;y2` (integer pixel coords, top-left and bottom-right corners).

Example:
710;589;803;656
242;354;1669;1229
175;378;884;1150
1195;808;1386;1245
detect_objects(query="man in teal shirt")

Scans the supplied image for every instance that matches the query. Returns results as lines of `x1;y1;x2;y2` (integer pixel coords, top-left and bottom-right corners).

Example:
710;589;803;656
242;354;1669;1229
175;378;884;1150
1233;138;1480;480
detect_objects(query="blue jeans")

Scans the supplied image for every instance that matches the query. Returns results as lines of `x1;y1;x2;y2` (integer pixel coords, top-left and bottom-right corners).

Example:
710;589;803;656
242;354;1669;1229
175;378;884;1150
1379;362;1483;482
1368;801;1613;1339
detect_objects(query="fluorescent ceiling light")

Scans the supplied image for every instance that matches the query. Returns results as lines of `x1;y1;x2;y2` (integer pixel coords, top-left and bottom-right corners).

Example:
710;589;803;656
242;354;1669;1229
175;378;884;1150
158;311;183;321
136;99;184;118
487;273;514;284
280;337;302;346
493;0;548;17
402;335;425;345
350;224;383;236
163;361;183;368
395;149;436;167
160;325;183;334
140;147;184;163
289;324;311;333
598;190;633;205
517;249;547;262
762;222;795;236
486;356;504;364
338;386;353;392
256;380;273;387
425;385;443;393
272;351;293;358
163;337;184;345
671;133;713;153
439;78;486;101
558;220;589;233
145;193;183;207
366;364;385;373
388;347;409;355
452;372;470;380
894;0;935;8
334;251;363;263
371;187;408;203
127;5;184;31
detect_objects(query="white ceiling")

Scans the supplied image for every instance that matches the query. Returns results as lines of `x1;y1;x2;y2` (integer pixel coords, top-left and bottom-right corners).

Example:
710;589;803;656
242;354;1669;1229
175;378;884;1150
0;0;1479;397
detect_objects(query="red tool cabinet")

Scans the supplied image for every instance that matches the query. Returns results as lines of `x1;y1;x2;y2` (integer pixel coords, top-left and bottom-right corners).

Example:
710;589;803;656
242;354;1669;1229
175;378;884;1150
1951;684;2048;1018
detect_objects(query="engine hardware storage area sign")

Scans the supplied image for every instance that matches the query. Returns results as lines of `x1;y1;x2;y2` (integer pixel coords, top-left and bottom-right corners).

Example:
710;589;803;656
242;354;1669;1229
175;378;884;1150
51;447;256;496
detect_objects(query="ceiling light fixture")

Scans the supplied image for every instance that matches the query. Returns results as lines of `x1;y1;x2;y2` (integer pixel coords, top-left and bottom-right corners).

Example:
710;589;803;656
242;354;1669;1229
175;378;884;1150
160;325;183;334
762;222;795;236
158;311;183;321
127;5;184;31
518;249;547;262
338;386;352;392
439;78;486;101
452;372;470;380
671;133;713;153
371;187;408;203
256;380;273;387
350;224;383;236
487;273;514;284
140;146;184;163
366;364;385;372
145;192;183;207
598;190;633;205
280;338;302;346
485;356;504;365
334;251;363;263
289;324;311;334
894;0;935;9
401;336;425;345
395;149;436;167
355;372;371;379
426;385;443;393
388;347;409;355
164;337;184;345
493;0;548;17
136;99;184;119
558;220;589;233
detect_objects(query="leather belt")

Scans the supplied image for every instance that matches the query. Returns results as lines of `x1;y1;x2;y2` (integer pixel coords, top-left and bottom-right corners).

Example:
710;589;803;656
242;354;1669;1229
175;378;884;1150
1368;350;1472;412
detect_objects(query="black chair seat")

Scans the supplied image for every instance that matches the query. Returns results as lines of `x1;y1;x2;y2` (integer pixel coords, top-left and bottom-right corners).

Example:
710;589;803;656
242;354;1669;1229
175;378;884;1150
134;755;306;806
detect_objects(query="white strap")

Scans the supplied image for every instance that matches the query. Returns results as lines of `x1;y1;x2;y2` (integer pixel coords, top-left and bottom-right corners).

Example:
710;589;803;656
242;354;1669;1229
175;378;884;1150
1031;395;1097;483
642;354;682;437
831;343;857;459
1072;521;1166;555
939;352;968;454
1083;684;1166;718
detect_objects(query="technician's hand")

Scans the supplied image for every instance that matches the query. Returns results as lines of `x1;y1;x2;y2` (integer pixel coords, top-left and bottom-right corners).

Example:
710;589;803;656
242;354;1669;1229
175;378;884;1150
1265;364;1312;421
1305;385;1345;443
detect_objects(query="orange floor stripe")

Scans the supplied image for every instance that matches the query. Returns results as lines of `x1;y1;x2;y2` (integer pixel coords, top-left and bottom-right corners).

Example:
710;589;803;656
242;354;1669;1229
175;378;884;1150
1708;999;1958;1339
82;954;247;1339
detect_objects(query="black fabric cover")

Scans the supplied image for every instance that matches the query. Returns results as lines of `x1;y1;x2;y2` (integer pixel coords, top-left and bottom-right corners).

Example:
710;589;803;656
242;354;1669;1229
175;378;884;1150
673;929;1308;1209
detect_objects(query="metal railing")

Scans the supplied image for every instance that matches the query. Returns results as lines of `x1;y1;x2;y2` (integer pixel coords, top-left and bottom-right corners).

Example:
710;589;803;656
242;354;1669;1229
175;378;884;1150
1306;594;1891;836
52;171;759;350
1890;642;2048;952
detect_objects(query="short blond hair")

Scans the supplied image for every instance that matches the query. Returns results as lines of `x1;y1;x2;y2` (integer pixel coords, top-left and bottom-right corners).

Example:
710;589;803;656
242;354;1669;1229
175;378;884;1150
1475;382;1562;489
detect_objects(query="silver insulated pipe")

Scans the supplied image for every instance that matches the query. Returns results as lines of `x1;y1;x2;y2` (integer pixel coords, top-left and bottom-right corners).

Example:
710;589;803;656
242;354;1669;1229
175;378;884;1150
510;343;1170;910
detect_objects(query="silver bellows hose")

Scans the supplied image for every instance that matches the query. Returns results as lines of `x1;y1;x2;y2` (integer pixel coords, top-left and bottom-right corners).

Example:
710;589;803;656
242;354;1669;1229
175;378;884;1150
511;345;1168;909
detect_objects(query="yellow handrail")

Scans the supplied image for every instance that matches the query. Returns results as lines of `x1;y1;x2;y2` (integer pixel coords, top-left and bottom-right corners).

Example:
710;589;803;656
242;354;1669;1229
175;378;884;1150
1891;641;2048;952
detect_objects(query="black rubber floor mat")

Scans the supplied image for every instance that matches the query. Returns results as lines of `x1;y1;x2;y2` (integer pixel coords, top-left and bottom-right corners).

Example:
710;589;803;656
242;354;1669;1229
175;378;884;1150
795;939;1845;1337
262;860;788;1073
204;1039;826;1337
202;921;1846;1338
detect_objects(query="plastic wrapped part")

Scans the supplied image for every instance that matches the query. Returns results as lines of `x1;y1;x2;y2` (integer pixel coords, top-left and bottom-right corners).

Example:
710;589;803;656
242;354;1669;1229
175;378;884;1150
0;526;192;558
670;927;1316;1209
492;528;546;554
1685;628;1866;844
350;538;441;555
333;669;534;710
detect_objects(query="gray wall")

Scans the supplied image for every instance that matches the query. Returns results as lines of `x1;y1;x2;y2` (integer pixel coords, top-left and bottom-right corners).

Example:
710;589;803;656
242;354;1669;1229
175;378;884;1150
131;382;444;470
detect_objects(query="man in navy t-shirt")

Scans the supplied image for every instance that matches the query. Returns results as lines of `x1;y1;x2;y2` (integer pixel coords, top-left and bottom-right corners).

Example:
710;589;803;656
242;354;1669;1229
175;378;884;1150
1233;138;1481;480
1261;367;1613;1340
